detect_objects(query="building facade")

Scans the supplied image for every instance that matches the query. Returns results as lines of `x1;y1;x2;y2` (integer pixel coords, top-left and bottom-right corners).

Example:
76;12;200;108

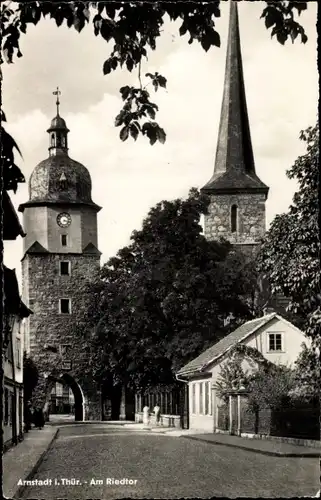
19;95;103;420
49;382;75;415
3;190;31;450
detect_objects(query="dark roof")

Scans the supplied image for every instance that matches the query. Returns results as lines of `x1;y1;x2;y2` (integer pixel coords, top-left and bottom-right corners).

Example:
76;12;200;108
4;266;32;317
201;1;269;196
82;242;102;256
25;241;49;254
18;154;101;213
177;314;276;377
3;190;25;240
48;114;69;131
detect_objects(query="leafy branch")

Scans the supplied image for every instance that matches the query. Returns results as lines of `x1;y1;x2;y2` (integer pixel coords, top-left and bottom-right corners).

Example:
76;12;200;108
115;78;166;145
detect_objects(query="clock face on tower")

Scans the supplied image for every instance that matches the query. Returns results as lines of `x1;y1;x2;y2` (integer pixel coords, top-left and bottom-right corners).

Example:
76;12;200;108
57;212;72;228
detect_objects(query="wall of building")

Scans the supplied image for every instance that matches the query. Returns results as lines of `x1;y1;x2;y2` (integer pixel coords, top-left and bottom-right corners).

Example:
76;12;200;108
188;378;214;431
22;252;99;353
245;316;309;367
22;206;48;252
47;206;82;254
3;317;24;448
204;193;266;244
80;207;98;249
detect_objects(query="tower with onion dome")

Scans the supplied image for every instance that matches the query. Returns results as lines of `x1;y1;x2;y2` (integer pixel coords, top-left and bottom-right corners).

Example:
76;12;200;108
19;89;102;420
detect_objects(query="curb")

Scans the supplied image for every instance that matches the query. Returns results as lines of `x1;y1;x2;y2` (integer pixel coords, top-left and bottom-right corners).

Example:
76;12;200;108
14;428;60;499
181;435;321;458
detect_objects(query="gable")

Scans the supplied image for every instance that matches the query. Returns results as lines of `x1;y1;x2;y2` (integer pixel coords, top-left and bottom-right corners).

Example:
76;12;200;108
244;316;308;366
25;241;49;254
177;315;274;376
82;242;102;256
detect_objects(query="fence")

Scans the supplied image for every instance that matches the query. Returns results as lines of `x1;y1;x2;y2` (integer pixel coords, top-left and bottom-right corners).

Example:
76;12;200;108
241;405;320;440
136;386;189;429
217;395;320;441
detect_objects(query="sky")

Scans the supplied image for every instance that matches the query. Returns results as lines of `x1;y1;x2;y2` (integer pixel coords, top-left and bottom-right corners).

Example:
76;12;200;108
3;1;318;286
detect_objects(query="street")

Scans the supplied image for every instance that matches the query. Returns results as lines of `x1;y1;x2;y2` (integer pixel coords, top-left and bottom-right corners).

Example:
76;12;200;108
19;424;319;498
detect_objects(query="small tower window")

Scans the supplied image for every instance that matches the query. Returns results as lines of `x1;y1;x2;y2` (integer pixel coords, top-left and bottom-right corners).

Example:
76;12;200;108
61;235;68;246
59;299;71;314
231;205;238;233
51;133;55;147
60;261;71;276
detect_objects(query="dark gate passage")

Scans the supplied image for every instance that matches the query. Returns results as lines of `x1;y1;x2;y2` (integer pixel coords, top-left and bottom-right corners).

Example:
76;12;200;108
60;373;84;421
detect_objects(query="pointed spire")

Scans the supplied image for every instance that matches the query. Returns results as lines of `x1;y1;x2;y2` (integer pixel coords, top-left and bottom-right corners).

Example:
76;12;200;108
203;1;268;195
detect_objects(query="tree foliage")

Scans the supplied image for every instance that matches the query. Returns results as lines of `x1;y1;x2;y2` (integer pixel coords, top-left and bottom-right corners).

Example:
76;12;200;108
0;1;311;193
73;188;258;392
291;343;320;401
257;124;320;343
23;352;39;402
215;344;296;410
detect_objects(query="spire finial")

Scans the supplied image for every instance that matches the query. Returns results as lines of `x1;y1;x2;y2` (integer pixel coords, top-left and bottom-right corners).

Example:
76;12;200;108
52;86;61;115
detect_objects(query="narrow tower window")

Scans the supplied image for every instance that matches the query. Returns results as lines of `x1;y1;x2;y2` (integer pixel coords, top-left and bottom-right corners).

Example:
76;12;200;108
60;261;70;276
59;299;71;314
51;133;55;147
231;205;238;233
61;234;67;247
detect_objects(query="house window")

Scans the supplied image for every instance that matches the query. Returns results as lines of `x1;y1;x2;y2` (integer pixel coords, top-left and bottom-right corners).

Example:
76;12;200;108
61;234;68;247
205;381;212;415
199;382;203;414
268;333;283;352
192;384;196;414
16;338;21;369
4;389;9;425
60;261;70;276
59;299;71;314
231;205;238;233
10;393;14;425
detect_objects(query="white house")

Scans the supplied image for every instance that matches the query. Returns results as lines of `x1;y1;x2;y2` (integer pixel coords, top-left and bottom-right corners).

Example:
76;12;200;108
176;313;309;432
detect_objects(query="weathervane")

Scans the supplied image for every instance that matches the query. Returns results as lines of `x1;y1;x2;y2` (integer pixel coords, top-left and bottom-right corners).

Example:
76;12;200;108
52;86;61;115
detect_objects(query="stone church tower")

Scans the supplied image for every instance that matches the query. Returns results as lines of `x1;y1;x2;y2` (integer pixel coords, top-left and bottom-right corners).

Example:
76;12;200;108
19;91;102;420
202;1;269;254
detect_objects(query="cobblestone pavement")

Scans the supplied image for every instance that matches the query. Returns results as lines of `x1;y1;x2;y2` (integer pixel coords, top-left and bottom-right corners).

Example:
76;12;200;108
19;424;319;499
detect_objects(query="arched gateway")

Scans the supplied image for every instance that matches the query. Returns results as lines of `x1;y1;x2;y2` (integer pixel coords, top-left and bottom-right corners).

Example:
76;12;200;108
43;373;85;422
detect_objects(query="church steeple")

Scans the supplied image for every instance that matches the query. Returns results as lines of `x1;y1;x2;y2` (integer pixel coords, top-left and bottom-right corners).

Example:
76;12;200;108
47;87;69;157
201;1;269;249
202;1;268;196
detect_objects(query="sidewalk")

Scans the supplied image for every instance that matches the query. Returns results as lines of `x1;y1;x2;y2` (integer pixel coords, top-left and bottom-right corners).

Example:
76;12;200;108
124;423;320;457
2;426;58;499
181;432;321;457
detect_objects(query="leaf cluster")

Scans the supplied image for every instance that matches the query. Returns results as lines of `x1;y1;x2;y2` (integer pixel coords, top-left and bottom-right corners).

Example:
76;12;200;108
115;81;166;145
261;2;308;45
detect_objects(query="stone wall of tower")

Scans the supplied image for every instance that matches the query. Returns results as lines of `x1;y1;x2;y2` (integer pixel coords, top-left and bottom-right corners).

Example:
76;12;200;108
22;252;100;354
204;193;266;244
